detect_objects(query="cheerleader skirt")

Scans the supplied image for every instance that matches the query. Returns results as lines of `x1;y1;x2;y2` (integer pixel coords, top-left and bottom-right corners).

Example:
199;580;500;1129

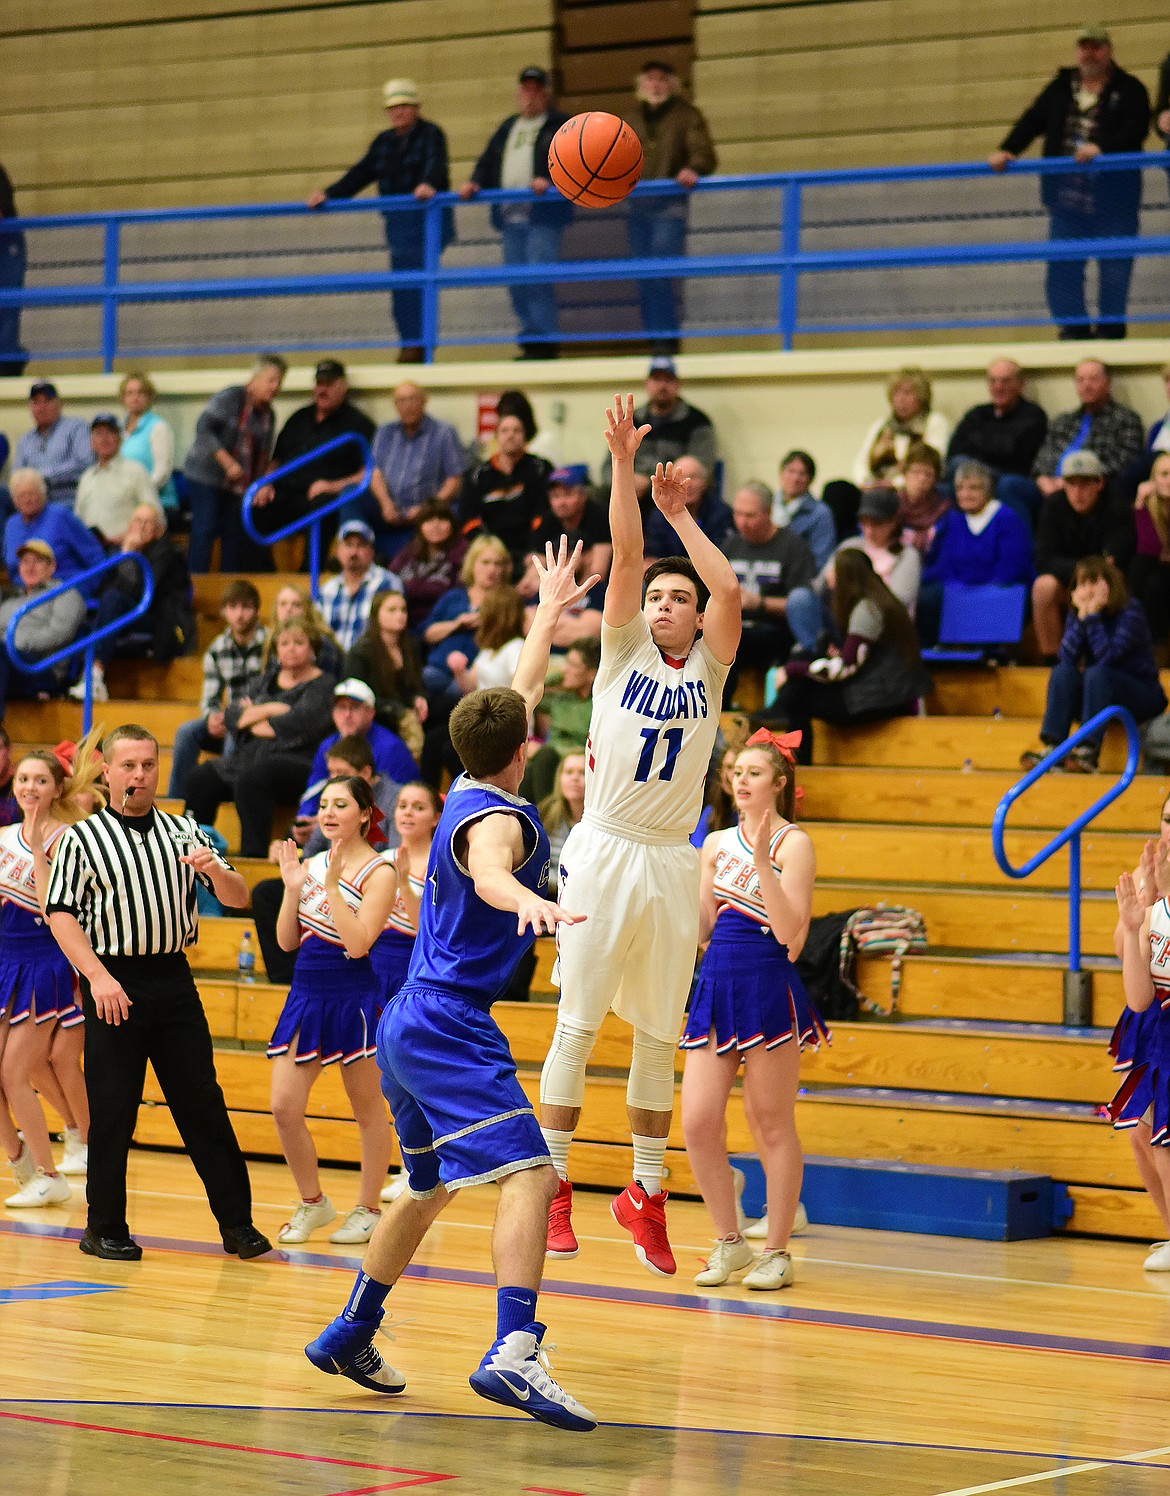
1107;1000;1170;1143
1108;1002;1160;1072
0;906;75;1024
267;935;380;1066
681;909;830;1056
370;928;415;1017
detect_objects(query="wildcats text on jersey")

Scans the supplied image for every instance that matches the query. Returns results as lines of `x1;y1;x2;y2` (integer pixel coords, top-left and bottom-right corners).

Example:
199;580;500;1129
619;668;710;721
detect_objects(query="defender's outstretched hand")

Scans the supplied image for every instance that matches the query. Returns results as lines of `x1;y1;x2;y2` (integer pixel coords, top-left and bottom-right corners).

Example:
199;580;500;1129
532;535;601;614
515;895;587;937
604;394;651;462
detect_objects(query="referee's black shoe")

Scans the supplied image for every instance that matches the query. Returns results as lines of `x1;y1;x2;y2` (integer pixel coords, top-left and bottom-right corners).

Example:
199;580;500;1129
221;1223;274;1259
79;1229;143;1262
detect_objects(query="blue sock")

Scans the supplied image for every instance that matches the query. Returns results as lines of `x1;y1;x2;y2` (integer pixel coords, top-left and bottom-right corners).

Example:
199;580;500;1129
496;1285;538;1340
342;1270;392;1323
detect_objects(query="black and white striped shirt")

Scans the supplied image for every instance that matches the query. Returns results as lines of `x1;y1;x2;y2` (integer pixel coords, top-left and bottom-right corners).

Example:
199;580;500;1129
44;806;233;956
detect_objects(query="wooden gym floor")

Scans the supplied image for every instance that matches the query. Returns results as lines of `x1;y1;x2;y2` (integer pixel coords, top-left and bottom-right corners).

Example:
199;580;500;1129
3;1150;1170;1494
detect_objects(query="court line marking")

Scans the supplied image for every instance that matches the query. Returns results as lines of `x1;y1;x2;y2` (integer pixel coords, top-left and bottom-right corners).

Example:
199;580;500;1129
0;1409;454;1487
7;1219;1170;1370
930;1442;1170;1495
0;1280;119;1304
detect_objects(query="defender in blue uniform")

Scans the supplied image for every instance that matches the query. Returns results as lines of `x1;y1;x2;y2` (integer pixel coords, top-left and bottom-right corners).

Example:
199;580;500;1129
306;538;599;1432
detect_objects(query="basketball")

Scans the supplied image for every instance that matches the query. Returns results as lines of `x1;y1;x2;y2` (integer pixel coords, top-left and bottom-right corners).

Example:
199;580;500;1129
547;111;644;209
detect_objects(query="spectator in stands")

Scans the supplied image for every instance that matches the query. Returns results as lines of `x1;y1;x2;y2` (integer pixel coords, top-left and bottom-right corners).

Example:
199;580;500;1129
989;26;1150;339
772;450;836;569
1032;450;1136;662
722;480;815;673
119;372;178;513
264;583;344;679
1128;452;1170;647
447;586;527;694
252;360;374;558
307;79;452;363
946;359;1048;523
599;357;717;503
1117;362;1170;503
522;637;600;805
349;381;465;560
291;679;417;849
0;727;17;826
344;589;427;759
4;468;103;590
318;520;402;652
644;456;730;559
14;381;92;507
0;163;26;377
769;549;932;765
460;67;571;360
539;751;586;896
0;539;85;714
461;412;552;575
169;579;266;800
74;415;162;547
785;487;922;657
521;464;612;595
77;506;194;705
917;460;1034;647
183;354;287;573
624;60;718;352
1022;557;1166;772
497;388;561;466
897;444;950;554
388;500;469;630
420;532;510;699
1033;360;1144;496
182;618;336;857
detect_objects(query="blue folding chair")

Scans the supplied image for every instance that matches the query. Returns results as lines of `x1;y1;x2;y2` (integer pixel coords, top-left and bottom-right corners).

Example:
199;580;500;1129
920;583;1027;664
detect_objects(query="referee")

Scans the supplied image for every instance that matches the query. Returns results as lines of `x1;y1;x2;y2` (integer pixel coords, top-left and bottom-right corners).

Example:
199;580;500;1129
46;723;272;1262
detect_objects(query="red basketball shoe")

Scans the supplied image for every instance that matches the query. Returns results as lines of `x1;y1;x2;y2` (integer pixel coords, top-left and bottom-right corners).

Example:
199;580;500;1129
546;1177;579;1259
611;1182;676;1277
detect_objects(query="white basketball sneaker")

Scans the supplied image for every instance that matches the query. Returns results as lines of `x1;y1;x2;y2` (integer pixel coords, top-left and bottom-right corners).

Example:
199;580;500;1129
6;1169;71;1208
277;1196;337;1243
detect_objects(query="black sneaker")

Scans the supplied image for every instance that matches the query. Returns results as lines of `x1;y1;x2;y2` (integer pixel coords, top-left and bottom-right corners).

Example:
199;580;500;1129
222;1223;274;1259
79;1230;142;1261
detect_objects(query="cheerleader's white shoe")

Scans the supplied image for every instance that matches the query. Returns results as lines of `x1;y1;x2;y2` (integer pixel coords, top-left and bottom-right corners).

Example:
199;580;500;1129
6;1169;71;1207
329;1206;381;1244
379;1172;409;1204
277;1196;336;1243
1143;1241;1170;1271
10;1141;35;1189
744;1202;809;1240
59;1129;88;1176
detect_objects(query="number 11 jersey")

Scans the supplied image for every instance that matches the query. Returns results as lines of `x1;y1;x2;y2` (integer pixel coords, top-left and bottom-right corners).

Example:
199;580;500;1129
583;614;730;843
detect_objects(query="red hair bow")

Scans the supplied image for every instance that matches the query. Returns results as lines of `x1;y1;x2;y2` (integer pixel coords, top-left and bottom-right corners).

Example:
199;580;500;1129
367;803;388;846
52;740;77;776
745;727;802;765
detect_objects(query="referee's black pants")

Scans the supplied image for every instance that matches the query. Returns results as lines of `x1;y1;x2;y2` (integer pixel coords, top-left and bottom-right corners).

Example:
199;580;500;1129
81;953;253;1240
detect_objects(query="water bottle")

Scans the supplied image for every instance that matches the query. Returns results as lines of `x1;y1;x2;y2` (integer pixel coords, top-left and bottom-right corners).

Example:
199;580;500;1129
237;930;256;984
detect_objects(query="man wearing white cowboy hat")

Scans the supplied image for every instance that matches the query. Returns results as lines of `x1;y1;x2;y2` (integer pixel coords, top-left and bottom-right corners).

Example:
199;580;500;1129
307;79;454;362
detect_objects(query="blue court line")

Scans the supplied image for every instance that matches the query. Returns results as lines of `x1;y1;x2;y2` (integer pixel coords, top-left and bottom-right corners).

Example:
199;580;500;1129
3;1399;1170;1472
6;1219;1170;1368
0;1281;119;1304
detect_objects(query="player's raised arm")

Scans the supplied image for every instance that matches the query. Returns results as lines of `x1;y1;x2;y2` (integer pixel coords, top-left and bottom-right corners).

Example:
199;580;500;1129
603;394;652;629
511;537;600;720
464;812;586;935
650;461;742;665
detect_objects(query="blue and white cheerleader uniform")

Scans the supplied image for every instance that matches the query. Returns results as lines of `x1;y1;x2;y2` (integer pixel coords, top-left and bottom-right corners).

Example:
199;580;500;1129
681;822;829;1056
1109;897;1170;1144
267;851;385;1067
369;860;424;1016
0;823;74;1025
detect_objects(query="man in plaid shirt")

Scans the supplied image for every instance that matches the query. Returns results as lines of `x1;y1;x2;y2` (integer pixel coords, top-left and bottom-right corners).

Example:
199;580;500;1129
1033;360;1144;495
319;519;403;651
167;579;267;797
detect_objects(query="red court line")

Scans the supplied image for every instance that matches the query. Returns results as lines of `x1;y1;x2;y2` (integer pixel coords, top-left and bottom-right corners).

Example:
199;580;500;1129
523;1487;586;1494
0;1409;454;1486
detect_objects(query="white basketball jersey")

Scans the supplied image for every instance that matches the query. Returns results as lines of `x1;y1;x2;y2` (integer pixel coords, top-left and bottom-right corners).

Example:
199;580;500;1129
1149;899;1170;1004
583;615;729;841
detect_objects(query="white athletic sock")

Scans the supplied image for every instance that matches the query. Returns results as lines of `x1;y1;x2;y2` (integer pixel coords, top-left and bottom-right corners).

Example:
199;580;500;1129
631;1134;667;1197
540;1127;574;1181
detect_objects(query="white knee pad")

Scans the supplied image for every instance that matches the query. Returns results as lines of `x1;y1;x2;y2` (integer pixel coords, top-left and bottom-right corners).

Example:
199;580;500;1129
627;1029;677;1113
539;1017;598;1109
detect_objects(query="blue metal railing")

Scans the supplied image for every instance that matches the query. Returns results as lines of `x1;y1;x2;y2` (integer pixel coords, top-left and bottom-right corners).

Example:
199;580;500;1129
4;553;154;734
241;433;374;601
991;706;1141;1022
1;152;1168;366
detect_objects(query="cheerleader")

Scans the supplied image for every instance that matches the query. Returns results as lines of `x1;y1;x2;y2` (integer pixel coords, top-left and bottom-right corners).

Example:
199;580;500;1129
1110;828;1170;1270
270;774;398;1245
1;734;104;1208
680;728;827;1290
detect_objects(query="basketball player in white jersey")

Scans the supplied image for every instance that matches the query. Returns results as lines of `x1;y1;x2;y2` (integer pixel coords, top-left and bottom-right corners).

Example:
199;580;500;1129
539;393;741;1275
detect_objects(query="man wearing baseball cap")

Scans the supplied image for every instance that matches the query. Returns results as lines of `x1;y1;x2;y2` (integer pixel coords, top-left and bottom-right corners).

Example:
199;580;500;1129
74;414;163;546
295;677;418;833
460;68;571;359
307;81;453;362
0;536;86;715
253;360;375;559
13;381;93;507
989;26;1150;338
318;519;403;652
599;357;717;503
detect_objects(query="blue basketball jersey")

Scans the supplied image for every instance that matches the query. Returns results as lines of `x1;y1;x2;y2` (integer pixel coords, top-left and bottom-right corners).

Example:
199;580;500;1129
406;773;550;1007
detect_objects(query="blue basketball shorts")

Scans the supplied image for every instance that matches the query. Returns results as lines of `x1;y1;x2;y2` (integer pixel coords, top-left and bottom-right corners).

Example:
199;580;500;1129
376;981;551;1195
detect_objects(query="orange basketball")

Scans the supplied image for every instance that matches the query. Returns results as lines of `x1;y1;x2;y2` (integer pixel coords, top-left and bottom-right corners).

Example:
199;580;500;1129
547;111;644;209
